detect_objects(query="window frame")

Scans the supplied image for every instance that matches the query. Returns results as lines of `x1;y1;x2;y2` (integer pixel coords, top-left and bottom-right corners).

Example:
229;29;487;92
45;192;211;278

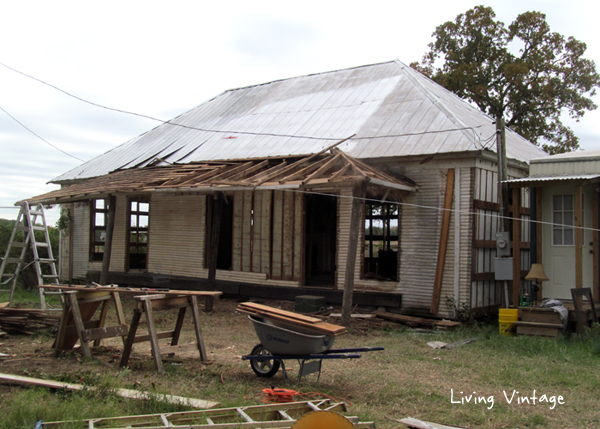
552;193;575;247
127;197;150;270
90;198;108;261
363;202;400;281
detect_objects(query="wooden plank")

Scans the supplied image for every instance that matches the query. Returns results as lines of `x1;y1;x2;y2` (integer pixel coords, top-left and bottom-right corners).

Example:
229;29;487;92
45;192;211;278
431;169;455;314
242;191;253;272
238;302;322;323
575;184;583;289
375;310;461;329
252;192;263;273
271;191;284;279
512;187;522;306
232;191;243;271
82;324;129;342
342;181;365;326
189;295;208;361
0;373;220;410
594;189;599;303
282;190;294;280
260;191;272;275
40;285;222;297
293;192;303;282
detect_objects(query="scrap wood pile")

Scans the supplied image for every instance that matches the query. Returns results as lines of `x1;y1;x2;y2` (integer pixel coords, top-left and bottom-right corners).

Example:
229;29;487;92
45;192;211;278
237;302;347;335
374;308;461;330
0;306;60;335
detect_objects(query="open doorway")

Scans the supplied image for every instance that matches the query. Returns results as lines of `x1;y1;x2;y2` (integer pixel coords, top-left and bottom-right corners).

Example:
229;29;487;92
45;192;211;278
304;194;337;286
206;195;234;270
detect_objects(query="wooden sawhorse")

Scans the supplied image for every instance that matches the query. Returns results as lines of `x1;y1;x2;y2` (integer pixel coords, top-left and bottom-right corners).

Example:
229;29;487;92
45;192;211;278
53;289;128;359
119;294;207;372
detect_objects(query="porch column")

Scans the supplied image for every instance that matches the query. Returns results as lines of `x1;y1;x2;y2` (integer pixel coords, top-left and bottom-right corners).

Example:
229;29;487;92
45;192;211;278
593;189;599;302
341;180;366;326
99;194;116;285
206;192;224;312
536;187;543;303
575;184;583;289
512;188;521;306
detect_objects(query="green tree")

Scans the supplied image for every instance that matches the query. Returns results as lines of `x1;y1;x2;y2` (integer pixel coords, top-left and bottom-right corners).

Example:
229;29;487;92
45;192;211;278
411;6;600;154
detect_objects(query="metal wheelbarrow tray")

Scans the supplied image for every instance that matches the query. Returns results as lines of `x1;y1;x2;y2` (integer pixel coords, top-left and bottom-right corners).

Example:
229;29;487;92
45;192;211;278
243;315;383;381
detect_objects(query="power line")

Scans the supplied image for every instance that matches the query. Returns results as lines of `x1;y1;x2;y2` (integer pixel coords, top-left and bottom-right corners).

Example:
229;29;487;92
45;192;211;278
0;104;85;162
0;60;488;143
281;187;600;233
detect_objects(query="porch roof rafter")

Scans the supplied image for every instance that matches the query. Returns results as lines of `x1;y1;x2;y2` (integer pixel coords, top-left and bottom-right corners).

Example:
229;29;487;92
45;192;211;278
22;149;417;205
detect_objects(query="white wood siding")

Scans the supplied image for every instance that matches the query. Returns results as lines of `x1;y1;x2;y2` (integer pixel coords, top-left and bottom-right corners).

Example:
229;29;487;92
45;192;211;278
148;193;204;277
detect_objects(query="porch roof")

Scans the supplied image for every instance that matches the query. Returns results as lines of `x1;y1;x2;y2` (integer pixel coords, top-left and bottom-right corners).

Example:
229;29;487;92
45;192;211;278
506;173;600;188
23;147;416;205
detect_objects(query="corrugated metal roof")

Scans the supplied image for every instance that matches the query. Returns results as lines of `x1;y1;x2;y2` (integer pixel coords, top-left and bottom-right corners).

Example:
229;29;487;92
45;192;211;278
506;173;600;185
53;60;547;183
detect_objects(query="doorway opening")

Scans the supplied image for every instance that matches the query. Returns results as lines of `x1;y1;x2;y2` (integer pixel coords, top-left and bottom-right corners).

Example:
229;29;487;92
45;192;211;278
304;194;337;286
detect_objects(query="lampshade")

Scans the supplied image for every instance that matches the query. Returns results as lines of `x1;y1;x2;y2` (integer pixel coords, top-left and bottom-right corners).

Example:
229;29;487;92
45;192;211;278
525;263;549;282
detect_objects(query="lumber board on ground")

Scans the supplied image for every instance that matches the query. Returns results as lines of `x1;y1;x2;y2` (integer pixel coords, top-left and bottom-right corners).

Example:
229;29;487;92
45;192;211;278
0;373;219;409
375;310;460;329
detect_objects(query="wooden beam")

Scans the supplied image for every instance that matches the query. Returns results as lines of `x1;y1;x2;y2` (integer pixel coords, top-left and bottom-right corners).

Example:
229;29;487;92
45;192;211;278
430;169;455;314
536;187;543;303
342;180;367;326
575;184;583;289
99;195;116;286
512;188;522;307
0;373;219;409
206;193;224;311
593;190;599;303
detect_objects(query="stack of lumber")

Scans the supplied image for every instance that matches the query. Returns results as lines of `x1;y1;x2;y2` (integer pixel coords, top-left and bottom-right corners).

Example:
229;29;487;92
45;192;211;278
0;307;60;335
237;302;347;336
374;309;461;330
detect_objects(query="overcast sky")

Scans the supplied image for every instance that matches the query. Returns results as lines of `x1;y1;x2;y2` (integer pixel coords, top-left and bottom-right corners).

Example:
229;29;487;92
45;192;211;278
1;0;599;224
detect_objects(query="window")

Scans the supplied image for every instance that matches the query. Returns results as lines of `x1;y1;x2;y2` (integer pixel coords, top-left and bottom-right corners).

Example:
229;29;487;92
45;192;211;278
552;194;574;246
90;199;108;261
128;198;150;270
364;203;399;281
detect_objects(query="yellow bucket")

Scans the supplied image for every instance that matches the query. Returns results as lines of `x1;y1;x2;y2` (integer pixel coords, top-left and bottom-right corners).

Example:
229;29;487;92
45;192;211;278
499;309;519;336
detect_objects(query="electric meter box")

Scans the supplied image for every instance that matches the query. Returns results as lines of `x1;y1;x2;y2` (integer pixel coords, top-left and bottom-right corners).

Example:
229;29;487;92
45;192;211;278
494;257;514;280
495;232;511;257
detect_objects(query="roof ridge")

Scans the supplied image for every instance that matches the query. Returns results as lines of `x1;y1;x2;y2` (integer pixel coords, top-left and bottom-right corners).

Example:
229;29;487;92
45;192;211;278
395;62;481;148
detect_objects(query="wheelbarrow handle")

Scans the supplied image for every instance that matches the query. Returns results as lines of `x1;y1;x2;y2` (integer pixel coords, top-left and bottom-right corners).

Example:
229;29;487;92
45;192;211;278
324;346;385;353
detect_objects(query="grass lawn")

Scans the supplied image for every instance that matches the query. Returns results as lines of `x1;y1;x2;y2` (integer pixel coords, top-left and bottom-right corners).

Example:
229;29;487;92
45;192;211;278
1;290;599;428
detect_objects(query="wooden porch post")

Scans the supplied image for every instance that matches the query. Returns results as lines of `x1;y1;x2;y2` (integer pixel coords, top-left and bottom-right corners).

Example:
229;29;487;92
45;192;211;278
575;184;583;289
536;187;544;303
430;168;455;314
593;189;599;303
99;195;116;285
341;180;366;326
206;192;224;312
512;188;522;306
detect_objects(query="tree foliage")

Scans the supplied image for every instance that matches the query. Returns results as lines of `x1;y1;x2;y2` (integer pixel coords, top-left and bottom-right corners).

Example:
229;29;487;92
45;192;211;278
411;6;600;154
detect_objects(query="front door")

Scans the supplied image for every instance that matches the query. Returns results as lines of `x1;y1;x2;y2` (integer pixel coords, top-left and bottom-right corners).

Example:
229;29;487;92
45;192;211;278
541;185;593;299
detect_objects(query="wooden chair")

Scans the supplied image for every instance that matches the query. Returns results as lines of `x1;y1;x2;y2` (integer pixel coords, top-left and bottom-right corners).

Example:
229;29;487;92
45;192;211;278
120;294;207;372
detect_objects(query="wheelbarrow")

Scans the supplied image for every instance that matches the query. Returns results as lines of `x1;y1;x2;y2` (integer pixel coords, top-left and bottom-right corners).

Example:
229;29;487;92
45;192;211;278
242;315;383;381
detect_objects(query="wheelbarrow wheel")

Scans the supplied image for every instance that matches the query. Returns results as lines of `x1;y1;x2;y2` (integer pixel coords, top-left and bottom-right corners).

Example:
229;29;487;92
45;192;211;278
250;343;280;377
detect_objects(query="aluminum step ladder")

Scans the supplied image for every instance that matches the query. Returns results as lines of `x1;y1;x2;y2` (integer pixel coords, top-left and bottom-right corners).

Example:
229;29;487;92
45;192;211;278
0;203;60;309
